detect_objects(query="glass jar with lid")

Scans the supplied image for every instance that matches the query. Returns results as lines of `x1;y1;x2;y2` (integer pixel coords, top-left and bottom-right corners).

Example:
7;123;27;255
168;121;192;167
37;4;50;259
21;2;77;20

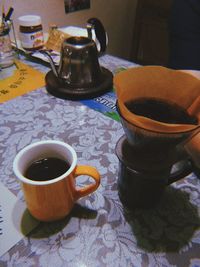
18;15;44;51
0;21;14;68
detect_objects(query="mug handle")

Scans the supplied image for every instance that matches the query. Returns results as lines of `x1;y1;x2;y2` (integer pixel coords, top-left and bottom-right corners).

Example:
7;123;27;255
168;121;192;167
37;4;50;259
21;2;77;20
73;165;100;200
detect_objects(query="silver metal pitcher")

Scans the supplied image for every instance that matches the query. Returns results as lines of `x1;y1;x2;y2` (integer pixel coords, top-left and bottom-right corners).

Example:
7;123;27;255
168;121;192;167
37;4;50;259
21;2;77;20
42;36;103;86
43;18;113;100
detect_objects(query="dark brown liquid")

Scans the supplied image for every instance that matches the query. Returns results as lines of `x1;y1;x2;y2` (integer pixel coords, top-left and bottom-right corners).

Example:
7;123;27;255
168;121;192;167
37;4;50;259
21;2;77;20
125;98;198;125
25;157;70;181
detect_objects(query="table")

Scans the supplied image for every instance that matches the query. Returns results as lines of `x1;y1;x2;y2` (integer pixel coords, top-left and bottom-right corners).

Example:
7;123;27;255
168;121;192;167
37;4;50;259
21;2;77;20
0;55;200;267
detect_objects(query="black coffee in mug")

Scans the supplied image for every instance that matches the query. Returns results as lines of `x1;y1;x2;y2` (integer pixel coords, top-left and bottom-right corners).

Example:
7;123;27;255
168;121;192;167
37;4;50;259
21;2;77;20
25;157;70;181
125;97;198;125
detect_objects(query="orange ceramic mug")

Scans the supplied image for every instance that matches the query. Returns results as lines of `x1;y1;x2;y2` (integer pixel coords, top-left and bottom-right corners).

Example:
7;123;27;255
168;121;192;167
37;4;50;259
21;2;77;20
13;140;100;222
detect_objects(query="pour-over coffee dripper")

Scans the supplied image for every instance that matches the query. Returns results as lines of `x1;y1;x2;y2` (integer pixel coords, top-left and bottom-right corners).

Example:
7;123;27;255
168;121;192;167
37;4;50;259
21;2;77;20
114;66;200;209
114;66;200;155
116;102;198;157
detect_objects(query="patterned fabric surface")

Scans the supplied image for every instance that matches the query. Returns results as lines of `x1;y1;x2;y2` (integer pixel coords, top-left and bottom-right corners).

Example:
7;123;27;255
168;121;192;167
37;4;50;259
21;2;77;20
0;55;200;267
0;205;2;236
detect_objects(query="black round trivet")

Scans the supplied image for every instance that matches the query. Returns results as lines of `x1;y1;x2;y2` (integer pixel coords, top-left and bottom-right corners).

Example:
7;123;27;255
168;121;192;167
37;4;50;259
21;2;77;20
45;67;113;100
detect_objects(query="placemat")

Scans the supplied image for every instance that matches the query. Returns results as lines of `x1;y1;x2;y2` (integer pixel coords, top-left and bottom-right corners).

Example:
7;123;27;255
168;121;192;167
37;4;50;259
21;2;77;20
0;60;45;103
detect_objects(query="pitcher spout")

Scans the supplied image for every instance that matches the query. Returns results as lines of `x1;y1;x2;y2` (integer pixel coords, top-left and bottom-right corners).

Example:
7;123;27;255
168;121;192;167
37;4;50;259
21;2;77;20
40;50;59;78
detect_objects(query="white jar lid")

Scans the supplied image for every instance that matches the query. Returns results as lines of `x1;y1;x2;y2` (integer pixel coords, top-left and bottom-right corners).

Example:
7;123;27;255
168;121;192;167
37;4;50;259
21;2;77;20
18;15;42;27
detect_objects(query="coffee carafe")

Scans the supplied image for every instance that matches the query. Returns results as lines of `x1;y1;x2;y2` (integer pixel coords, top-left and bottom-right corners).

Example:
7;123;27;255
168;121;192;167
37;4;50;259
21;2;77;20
114;66;200;209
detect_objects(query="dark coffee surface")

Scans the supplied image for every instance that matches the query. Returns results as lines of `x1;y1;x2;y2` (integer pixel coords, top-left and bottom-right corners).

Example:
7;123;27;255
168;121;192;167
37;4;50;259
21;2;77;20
25;157;70;181
125;98;198;125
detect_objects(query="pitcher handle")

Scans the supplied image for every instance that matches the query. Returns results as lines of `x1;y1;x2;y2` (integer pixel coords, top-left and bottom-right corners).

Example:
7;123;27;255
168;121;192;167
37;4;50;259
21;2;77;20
87;18;107;53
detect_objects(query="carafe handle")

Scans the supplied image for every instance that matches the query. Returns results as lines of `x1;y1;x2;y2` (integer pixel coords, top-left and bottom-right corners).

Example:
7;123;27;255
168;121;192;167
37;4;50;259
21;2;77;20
167;145;193;185
167;159;192;185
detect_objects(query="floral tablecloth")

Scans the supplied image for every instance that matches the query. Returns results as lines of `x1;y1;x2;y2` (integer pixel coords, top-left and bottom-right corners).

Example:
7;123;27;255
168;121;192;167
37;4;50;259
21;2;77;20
0;55;200;267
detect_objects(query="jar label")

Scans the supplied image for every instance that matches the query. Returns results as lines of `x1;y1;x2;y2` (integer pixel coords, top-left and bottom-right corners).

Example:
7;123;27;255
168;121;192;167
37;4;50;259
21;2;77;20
20;31;44;49
0;34;14;68
0;34;12;53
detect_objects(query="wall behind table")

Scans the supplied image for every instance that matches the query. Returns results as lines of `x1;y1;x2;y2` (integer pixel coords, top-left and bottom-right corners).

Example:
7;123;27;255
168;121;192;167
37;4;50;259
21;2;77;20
5;0;138;59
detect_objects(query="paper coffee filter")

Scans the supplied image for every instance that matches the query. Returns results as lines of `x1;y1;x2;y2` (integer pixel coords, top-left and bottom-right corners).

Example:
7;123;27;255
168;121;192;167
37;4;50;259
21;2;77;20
114;66;200;133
